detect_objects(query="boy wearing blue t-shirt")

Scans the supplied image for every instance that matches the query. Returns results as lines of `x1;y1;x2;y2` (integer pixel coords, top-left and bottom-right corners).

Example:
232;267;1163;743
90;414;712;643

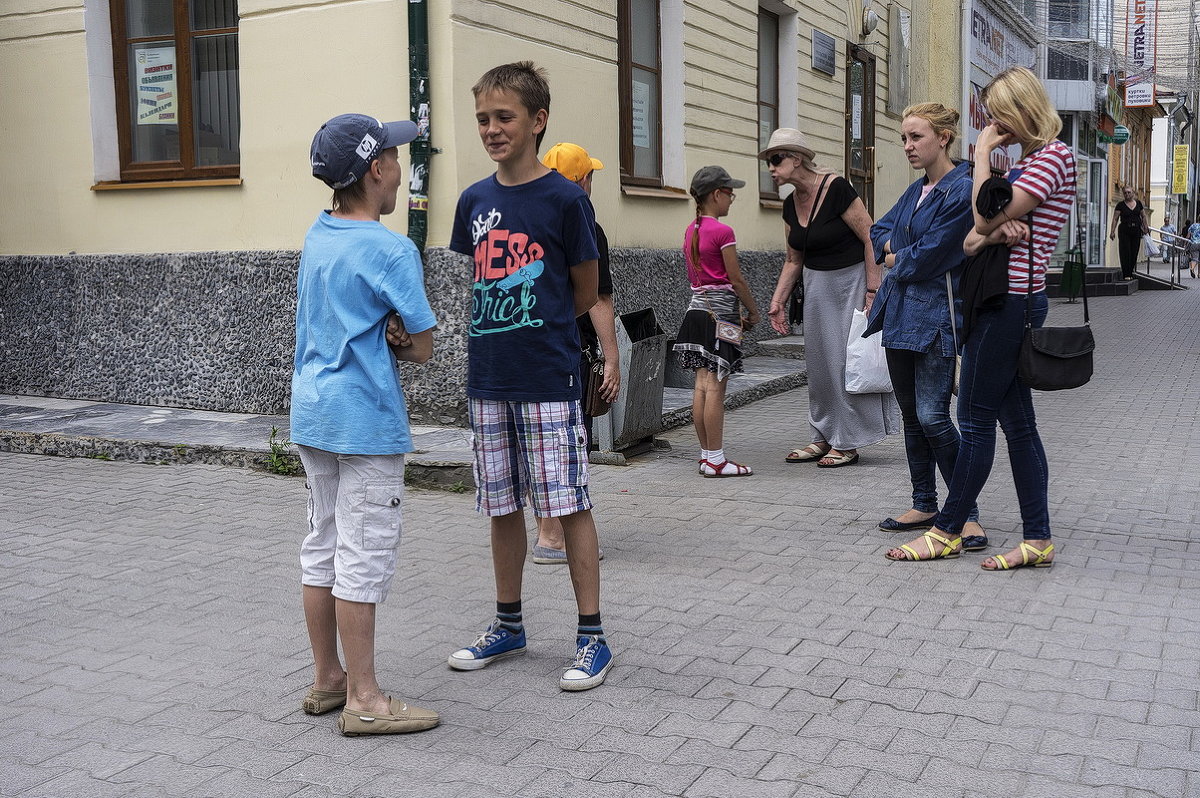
446;62;614;691
293;113;439;735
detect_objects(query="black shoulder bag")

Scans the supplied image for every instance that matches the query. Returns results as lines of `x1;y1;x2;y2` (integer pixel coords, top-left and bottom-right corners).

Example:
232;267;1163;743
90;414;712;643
1017;254;1095;391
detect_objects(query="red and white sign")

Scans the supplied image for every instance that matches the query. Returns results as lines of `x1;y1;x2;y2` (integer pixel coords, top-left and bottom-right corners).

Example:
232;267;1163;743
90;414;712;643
1124;0;1158;107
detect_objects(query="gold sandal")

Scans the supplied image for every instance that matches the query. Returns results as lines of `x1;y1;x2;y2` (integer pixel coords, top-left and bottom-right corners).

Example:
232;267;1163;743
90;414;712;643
885;530;961;561
982;541;1054;571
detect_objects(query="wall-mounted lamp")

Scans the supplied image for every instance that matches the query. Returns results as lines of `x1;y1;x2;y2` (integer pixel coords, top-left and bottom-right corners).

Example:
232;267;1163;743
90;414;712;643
862;6;880;35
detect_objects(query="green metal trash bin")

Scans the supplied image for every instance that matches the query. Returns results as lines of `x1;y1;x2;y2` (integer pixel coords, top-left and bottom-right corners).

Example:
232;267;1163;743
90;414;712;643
1060;249;1085;303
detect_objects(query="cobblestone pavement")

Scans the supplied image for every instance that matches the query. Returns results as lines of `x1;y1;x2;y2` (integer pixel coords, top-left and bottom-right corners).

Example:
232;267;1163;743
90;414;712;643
3;289;1199;798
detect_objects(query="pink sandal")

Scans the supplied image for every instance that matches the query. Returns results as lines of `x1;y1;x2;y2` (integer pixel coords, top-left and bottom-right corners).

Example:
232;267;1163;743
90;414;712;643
701;459;753;478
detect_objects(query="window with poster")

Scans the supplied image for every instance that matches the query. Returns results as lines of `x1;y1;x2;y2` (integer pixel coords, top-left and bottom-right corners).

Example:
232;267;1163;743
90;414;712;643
110;0;240;182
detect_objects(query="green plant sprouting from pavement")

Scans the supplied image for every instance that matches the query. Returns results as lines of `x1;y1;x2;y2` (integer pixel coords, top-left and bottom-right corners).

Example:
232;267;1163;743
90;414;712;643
266;426;300;476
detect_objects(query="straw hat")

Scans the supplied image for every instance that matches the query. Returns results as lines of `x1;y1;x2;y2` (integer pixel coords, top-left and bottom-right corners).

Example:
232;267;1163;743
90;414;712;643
758;128;816;161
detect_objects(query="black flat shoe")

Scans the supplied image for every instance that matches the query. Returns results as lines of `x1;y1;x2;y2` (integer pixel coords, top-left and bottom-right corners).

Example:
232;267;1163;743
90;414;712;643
878;515;936;532
961;535;989;551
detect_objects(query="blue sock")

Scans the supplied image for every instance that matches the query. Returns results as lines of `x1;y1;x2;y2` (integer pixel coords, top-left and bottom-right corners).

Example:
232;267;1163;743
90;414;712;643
577;612;604;643
497;600;523;635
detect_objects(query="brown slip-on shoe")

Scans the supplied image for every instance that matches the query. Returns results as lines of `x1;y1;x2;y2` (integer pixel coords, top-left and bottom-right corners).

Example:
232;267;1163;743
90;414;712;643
337;697;440;736
303;687;347;715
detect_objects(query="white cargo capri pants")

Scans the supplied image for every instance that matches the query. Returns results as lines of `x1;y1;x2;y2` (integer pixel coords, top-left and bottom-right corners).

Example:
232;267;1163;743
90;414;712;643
297;445;406;604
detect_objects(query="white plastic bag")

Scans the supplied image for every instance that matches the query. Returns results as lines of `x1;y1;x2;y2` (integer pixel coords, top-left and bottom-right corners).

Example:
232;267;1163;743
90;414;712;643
1143;234;1160;258
845;309;893;394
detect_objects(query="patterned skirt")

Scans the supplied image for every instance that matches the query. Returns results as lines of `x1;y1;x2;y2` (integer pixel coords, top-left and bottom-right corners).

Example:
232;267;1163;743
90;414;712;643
672;289;743;381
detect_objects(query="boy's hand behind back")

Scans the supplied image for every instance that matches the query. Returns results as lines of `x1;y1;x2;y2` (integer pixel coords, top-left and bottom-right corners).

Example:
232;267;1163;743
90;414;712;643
386;313;411;348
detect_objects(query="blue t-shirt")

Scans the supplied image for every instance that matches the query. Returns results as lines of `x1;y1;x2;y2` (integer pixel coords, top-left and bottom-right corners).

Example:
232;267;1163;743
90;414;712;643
290;211;437;455
449;171;599;401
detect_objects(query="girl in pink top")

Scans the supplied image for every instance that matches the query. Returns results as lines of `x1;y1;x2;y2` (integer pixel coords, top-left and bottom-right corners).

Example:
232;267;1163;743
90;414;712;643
672;166;761;477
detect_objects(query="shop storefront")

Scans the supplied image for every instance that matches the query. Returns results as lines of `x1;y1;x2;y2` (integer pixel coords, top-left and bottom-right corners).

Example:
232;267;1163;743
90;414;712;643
1062;110;1112;267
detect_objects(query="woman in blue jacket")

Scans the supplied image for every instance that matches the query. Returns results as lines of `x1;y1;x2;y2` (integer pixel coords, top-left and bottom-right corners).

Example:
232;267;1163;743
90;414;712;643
865;103;987;552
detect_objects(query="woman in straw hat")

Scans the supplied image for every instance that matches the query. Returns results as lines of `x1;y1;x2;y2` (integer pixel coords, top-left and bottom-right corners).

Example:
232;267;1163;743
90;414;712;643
762;128;897;468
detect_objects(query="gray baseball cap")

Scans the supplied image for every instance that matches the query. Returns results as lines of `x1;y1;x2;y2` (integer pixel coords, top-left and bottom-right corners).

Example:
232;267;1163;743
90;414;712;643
689;165;746;198
310;114;418;189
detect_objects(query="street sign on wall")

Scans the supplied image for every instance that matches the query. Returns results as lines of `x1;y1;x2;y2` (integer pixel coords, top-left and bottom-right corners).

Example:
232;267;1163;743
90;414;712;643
1096;125;1130;145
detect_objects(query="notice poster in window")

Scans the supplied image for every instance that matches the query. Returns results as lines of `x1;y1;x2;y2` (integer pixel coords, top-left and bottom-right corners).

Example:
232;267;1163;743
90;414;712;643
135;46;177;126
631;80;651;149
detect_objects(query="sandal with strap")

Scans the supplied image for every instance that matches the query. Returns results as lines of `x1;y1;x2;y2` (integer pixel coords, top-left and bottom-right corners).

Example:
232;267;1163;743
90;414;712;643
885;530;961;561
785;443;829;463
982;541;1054;571
817;450;859;469
701;459;753;478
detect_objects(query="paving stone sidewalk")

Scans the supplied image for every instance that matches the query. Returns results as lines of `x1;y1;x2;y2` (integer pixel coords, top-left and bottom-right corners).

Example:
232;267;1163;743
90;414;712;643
3;289;1199;798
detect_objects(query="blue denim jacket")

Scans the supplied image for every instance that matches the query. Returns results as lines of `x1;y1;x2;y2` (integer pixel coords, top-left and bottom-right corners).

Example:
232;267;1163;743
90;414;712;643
864;160;974;356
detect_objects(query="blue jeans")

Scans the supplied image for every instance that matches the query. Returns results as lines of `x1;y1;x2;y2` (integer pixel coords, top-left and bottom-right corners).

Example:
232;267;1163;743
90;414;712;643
935;292;1050;539
885;347;978;522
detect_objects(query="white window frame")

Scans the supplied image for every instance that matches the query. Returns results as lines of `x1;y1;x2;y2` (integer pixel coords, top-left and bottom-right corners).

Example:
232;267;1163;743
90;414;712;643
85;0;122;182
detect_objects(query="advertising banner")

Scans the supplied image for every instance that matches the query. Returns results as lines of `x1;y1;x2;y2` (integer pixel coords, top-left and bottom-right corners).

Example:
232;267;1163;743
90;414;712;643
1124;0;1157;107
965;1;1035;169
1173;145;1190;194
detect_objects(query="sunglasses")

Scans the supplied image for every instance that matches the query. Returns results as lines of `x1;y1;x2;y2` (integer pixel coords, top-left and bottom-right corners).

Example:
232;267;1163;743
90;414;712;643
718;188;736;199
765;152;797;167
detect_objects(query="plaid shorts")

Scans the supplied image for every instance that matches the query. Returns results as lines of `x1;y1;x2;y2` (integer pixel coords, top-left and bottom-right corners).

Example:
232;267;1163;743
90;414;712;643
469;398;592;518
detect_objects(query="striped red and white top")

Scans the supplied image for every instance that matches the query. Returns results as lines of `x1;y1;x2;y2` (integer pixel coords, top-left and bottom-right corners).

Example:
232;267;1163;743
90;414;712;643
1007;140;1076;294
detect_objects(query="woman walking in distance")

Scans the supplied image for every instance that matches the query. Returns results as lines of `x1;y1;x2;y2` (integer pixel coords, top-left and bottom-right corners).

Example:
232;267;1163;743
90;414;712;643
1108;185;1148;281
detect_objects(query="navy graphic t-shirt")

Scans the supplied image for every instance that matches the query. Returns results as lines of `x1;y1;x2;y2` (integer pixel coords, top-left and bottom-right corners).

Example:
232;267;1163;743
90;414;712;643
450;171;599;401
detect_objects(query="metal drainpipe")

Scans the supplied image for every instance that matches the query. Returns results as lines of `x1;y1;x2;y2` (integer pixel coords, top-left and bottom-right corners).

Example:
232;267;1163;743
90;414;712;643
407;0;431;254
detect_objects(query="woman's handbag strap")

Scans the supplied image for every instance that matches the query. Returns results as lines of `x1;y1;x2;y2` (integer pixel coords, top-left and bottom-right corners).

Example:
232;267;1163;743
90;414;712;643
1024;216;1089;327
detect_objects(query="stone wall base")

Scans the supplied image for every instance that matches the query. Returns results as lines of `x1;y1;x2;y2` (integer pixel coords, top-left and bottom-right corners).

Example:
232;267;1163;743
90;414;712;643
1;246;784;425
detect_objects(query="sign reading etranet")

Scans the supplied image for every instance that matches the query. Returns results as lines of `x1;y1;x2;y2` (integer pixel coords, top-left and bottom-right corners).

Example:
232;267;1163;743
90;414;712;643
1124;0;1158;107
135;47;177;126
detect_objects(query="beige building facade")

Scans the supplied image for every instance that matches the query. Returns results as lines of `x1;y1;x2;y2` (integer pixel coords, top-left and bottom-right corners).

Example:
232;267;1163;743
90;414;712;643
1;0;946;257
1;0;973;420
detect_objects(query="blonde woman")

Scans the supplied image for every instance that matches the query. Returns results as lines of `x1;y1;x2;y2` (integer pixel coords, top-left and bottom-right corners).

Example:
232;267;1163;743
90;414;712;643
763;128;897;468
886;67;1076;570
865;103;987;550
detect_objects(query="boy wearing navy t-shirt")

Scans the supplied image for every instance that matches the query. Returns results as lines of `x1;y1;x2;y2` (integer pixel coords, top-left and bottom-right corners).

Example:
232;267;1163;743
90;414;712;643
446;61;614;691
